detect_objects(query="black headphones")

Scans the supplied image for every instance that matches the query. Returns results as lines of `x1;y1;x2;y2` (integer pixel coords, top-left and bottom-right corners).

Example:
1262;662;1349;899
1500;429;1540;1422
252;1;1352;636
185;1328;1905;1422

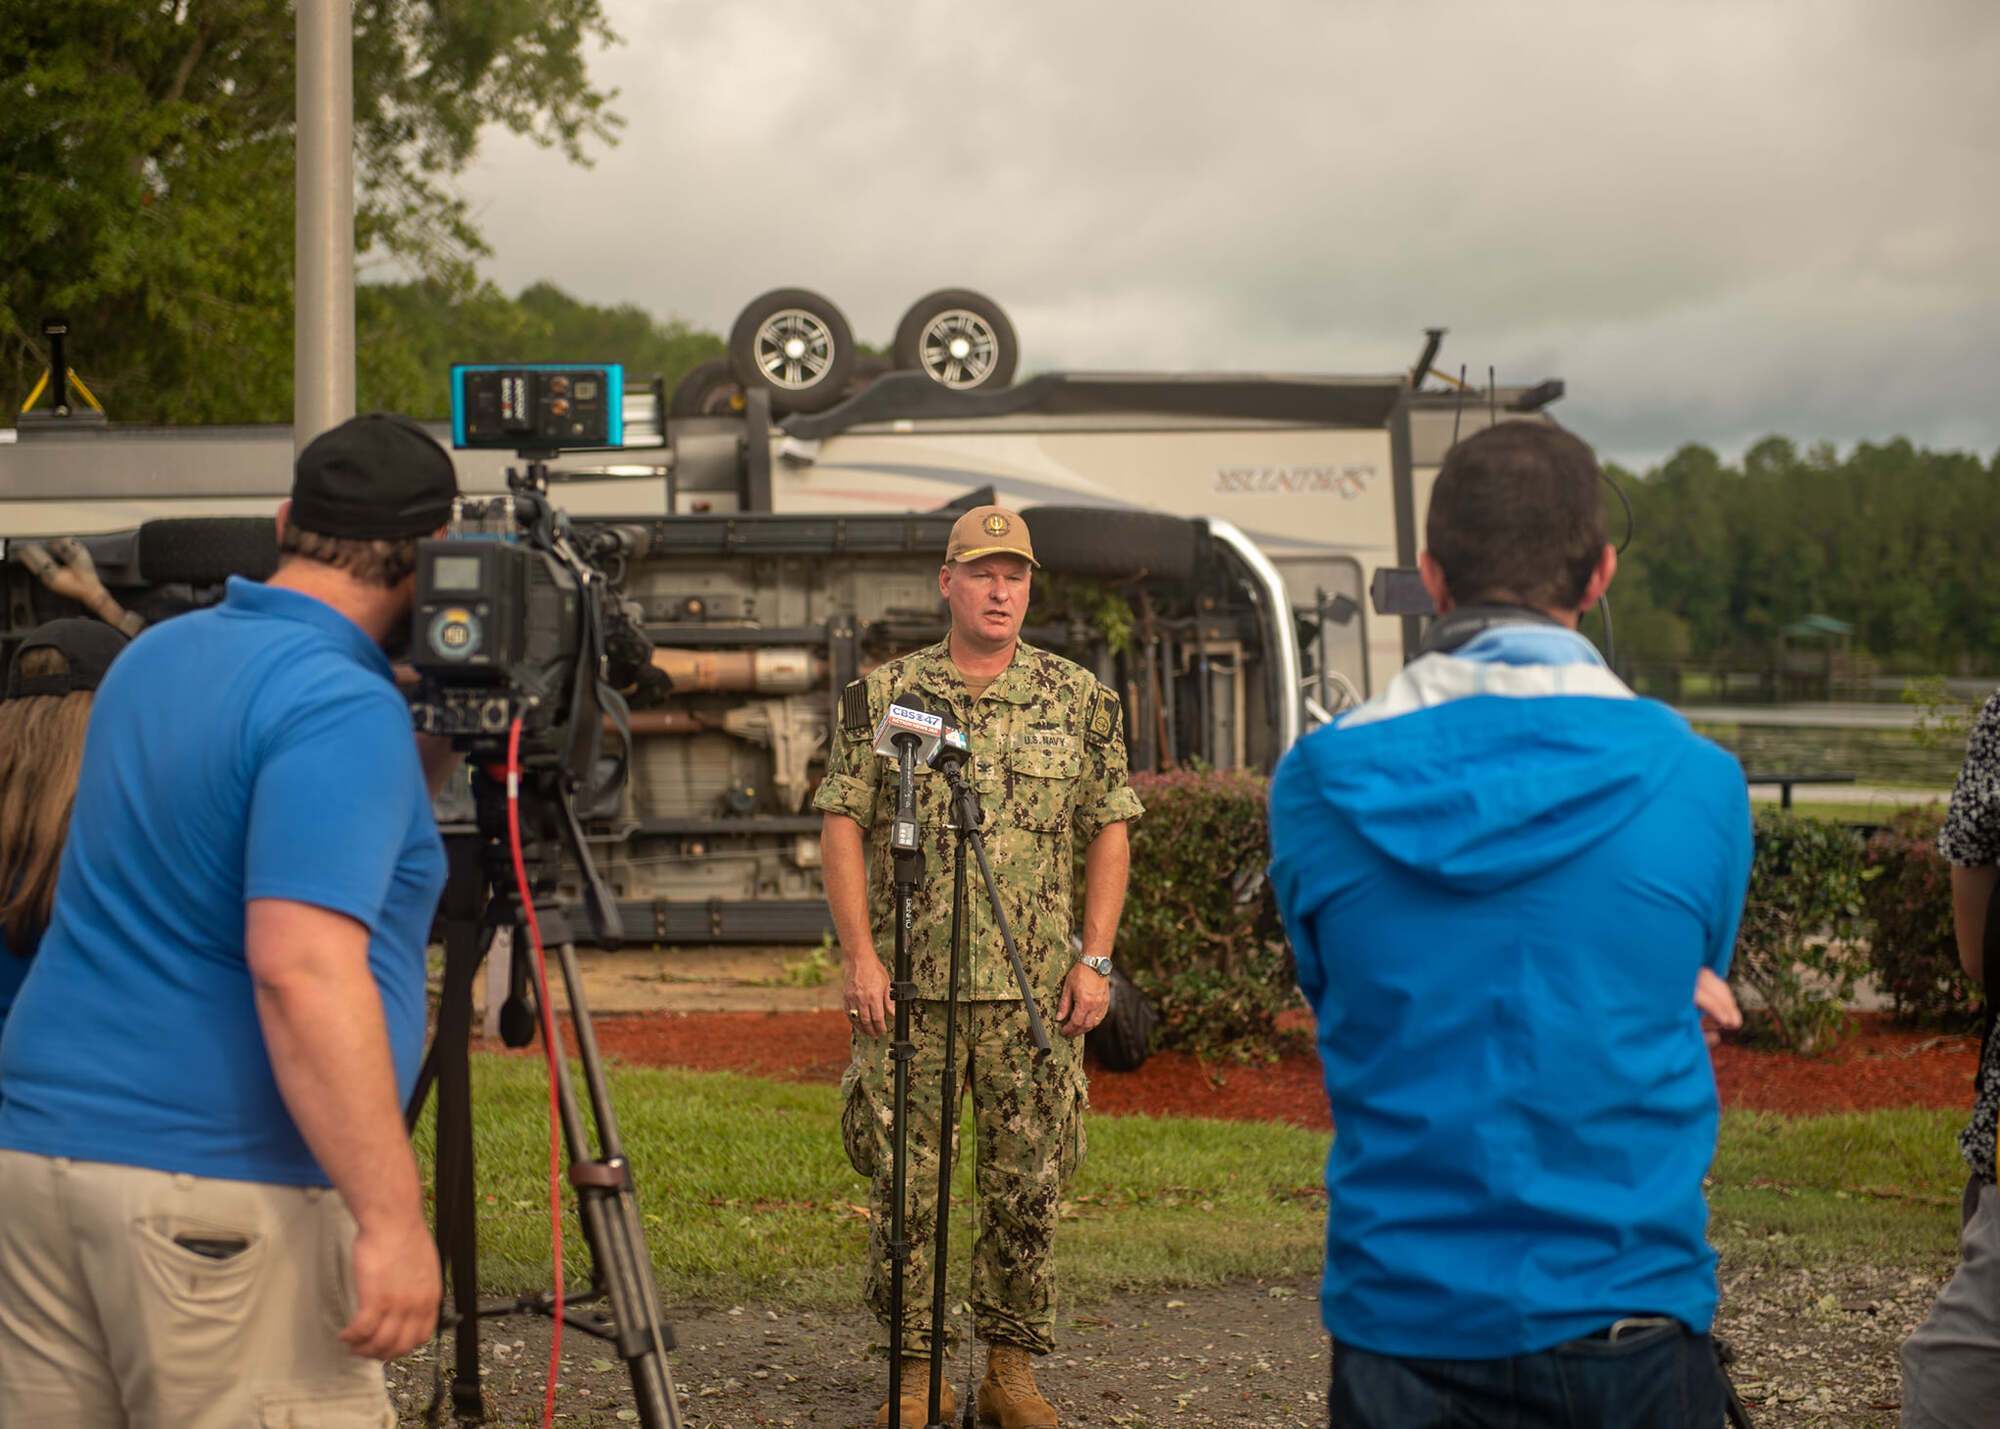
1416;604;1565;658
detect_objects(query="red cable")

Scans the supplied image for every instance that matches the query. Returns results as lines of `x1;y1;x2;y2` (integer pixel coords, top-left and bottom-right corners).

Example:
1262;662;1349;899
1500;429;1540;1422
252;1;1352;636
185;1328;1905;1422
505;717;563;1429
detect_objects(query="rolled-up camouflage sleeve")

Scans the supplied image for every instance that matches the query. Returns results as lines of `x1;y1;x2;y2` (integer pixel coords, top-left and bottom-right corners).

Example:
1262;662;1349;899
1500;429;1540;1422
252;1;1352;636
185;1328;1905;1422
812;681;882;829
1075;683;1144;846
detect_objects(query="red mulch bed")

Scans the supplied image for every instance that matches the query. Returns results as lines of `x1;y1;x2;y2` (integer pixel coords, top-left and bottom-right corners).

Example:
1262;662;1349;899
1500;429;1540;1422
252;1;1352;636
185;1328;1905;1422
550;1009;1982;1127
1711;1014;1980;1116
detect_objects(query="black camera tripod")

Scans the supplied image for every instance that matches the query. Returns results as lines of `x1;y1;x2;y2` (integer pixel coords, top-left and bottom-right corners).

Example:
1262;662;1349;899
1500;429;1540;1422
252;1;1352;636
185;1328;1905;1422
405;738;684;1428
882;735;1053;1429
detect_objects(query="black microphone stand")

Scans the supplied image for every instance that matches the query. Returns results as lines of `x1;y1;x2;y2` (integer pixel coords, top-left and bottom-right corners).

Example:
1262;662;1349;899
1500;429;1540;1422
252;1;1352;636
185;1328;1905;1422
923;742;1052;1429
886;732;923;1429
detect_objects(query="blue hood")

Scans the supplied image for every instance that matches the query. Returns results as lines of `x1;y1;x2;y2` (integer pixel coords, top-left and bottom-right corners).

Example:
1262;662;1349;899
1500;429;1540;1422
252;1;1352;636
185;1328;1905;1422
1292;695;1700;894
1275;628;1704;898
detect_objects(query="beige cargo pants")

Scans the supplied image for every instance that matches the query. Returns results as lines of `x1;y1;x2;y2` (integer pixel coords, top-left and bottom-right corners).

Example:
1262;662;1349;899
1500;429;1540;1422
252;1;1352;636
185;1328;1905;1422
0;1149;394;1428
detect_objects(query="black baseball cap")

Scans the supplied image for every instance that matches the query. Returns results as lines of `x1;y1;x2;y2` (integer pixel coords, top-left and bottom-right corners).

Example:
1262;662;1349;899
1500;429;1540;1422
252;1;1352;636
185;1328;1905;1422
290;413;459;540
5;618;130;700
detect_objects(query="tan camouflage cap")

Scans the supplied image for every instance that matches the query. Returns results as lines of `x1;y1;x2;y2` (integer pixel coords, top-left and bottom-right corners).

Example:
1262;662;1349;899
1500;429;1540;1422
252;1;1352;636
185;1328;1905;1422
945;504;1038;566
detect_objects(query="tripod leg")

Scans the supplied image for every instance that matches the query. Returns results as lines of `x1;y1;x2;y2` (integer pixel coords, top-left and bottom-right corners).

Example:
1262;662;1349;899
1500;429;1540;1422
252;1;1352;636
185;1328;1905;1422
542;940;685;1429
421;836;491;1422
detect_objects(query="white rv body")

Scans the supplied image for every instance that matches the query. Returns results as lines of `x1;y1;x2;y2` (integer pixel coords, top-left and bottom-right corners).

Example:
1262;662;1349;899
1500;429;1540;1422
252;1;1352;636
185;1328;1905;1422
2;370;1564;706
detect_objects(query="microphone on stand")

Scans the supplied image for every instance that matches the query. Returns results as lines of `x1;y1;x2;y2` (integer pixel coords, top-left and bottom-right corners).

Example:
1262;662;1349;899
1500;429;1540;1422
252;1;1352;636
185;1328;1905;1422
869;690;944;1426
924;718;971;776
872;693;943;854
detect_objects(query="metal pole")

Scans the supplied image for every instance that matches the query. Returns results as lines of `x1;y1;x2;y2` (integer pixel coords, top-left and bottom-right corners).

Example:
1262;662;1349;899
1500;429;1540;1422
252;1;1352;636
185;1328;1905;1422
927;814;968;1429
295;0;355;452
1315;588;1331;714
887;741;922;1427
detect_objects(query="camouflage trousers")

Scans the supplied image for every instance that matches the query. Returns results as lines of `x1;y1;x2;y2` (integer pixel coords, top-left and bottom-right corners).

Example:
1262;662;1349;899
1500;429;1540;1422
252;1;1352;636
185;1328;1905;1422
840;998;1088;1356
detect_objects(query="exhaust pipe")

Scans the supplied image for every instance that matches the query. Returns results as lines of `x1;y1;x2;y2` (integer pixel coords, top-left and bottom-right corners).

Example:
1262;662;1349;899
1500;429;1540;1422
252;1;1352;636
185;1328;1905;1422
649;648;826;694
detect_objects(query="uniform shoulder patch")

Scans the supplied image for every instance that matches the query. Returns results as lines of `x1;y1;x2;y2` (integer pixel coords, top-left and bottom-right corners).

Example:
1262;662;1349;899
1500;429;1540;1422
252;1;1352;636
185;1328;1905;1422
1086;685;1121;747
840;680;871;737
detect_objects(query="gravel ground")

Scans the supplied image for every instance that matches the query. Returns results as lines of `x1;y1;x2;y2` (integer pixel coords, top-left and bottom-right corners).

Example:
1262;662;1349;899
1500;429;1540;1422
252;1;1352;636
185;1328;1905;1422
1712;1254;1957;1427
389;1275;1328;1427
386;1259;1954;1427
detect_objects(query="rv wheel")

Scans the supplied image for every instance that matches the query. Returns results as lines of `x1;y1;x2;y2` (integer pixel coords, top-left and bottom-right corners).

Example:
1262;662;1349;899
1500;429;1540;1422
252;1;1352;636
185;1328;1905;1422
892;289;1018;391
669;358;745;417
727;288;856;415
137;517;279;586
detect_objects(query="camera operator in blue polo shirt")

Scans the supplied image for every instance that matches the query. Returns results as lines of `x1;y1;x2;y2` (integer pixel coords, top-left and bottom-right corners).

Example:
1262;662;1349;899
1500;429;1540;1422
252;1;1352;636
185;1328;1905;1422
0;415;458;1427
1269;421;1754;1428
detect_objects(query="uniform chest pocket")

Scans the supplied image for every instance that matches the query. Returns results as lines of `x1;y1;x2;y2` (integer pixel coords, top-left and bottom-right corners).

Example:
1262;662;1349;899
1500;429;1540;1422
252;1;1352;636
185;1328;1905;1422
1007;741;1082;831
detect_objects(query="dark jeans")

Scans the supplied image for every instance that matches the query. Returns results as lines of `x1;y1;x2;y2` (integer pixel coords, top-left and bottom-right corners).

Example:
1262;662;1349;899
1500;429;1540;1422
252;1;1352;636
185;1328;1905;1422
1330;1321;1725;1428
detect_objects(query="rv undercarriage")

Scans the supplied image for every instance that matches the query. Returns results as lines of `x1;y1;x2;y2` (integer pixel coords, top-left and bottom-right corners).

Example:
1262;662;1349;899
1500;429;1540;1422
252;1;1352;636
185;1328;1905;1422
2;504;1294;945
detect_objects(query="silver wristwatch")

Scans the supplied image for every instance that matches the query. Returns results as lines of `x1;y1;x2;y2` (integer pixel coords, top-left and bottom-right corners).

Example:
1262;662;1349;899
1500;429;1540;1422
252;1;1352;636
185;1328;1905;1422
1078;954;1113;978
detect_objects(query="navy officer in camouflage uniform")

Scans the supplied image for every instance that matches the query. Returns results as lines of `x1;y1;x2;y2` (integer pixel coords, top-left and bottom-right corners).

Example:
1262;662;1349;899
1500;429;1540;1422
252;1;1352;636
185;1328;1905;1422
814;505;1143;1428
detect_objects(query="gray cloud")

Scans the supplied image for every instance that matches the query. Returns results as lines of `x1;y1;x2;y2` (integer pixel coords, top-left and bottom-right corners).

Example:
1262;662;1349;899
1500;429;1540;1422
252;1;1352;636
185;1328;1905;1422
456;0;2000;468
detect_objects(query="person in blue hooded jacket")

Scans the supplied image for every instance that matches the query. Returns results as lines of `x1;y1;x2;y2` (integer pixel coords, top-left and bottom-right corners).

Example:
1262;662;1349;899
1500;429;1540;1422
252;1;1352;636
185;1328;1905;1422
1268;420;1753;1428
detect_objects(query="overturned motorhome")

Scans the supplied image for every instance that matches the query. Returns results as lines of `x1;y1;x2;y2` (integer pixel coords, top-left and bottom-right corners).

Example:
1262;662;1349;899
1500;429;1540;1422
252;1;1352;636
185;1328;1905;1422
2;320;1564;942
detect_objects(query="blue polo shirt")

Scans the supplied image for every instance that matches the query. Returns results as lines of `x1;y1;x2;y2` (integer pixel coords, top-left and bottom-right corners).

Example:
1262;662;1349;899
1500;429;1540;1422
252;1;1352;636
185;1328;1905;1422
0;579;446;1187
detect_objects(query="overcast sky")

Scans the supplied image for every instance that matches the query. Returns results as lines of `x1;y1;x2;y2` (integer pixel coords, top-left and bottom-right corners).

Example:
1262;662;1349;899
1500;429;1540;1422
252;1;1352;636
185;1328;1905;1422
451;0;1999;470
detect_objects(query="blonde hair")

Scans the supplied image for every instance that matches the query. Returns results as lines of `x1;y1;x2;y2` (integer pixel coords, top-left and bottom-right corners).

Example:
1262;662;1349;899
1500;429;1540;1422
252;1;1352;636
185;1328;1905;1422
0;647;93;949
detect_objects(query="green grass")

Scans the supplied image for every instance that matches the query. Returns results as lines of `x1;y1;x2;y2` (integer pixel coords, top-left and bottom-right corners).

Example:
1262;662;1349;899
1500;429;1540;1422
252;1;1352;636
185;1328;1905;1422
420;1056;1328;1306
424;1060;1969;1306
1745;795;1944;824
1710;1108;1965;1270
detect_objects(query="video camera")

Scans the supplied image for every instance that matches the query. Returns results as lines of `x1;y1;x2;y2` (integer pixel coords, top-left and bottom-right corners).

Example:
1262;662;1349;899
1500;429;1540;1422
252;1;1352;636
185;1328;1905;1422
409;363;653;788
410;364;686;1427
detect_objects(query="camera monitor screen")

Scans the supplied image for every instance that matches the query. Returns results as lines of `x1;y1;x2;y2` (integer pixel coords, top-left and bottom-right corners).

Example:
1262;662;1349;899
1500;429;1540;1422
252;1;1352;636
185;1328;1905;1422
450;363;625;450
429;553;486;592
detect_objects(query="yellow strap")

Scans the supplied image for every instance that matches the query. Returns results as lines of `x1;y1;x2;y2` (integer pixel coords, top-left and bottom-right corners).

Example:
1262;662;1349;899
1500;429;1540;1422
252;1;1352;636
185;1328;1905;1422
18;368;104;415
67;370;105;414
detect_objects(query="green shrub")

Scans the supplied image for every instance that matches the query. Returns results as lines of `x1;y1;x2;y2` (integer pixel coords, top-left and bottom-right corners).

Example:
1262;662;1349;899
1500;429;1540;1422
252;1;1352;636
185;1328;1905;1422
1115;770;1295;1057
1862;803;1976;1028
1733;810;1870;1053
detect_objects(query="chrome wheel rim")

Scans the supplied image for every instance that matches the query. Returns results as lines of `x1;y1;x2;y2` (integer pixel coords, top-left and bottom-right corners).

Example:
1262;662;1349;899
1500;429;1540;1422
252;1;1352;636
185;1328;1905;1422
753;309;838;390
917;309;999;388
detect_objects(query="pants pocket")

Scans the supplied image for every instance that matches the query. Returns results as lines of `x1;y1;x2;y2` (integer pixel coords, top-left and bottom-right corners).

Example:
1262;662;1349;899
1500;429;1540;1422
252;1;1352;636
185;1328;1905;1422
130;1214;265;1362
841;1059;879;1180
256;1383;395;1427
1059;1067;1089;1186
319;1195;360;1338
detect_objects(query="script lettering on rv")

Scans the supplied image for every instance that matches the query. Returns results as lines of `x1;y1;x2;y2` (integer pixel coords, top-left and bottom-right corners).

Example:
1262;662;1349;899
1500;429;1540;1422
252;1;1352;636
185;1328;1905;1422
1212;463;1375;498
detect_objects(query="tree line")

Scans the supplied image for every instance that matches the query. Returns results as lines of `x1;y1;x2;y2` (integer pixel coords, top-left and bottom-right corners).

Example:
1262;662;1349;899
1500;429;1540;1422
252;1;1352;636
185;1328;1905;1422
353;280;722;419
3;0;623;423
1604;438;2000;673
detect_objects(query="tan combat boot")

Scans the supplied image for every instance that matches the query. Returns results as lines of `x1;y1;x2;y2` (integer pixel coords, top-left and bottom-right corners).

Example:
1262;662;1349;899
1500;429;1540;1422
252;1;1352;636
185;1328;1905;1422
976;1345;1058;1428
876;1361;955;1427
